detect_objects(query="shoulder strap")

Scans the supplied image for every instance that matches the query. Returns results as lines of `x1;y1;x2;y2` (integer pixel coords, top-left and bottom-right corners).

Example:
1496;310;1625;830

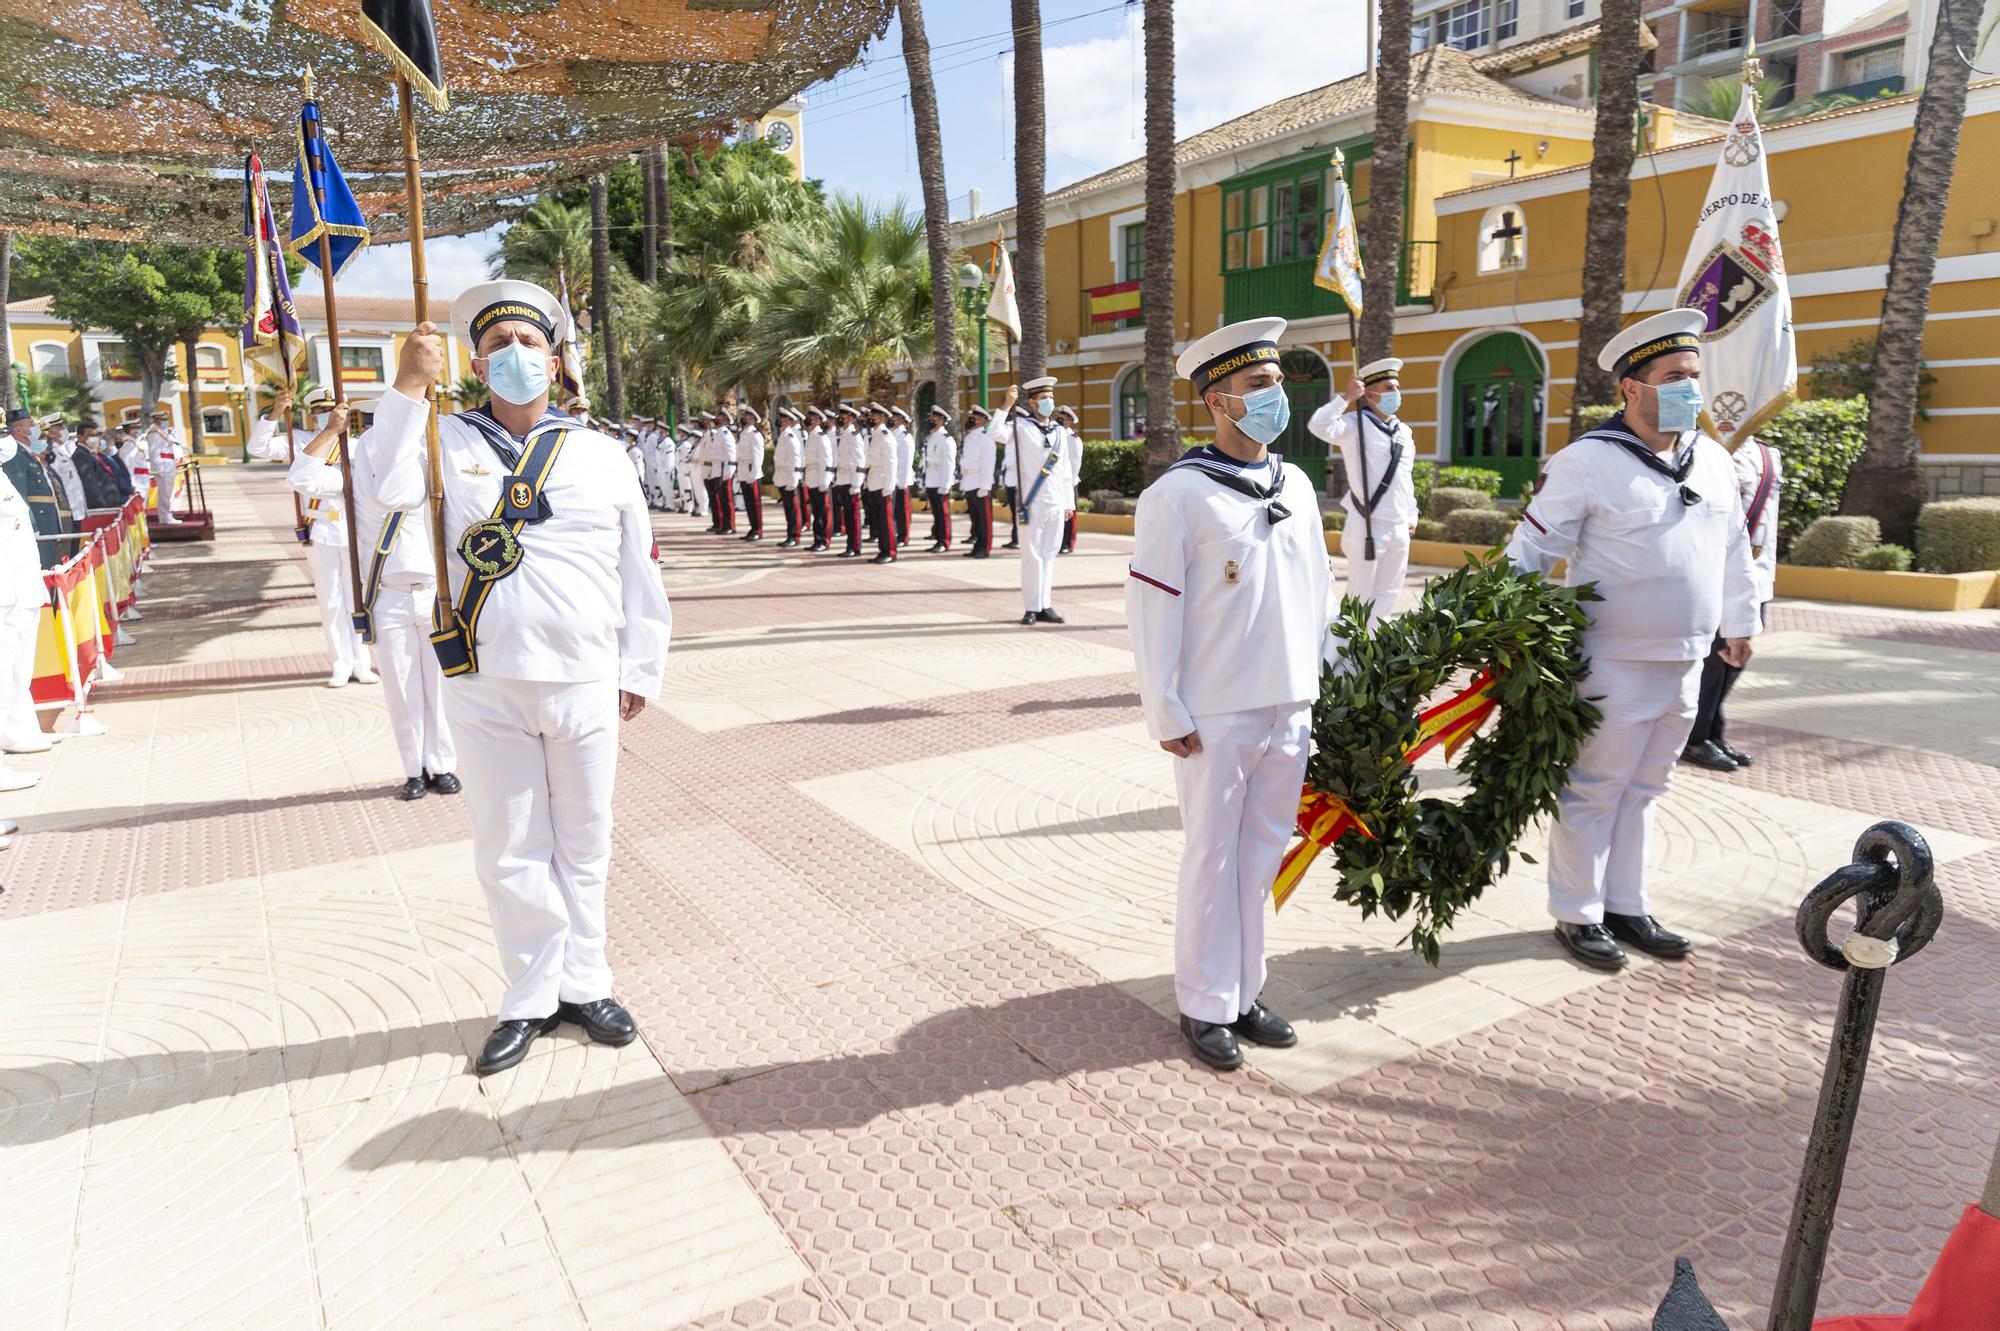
1745;442;1776;535
435;428;568;678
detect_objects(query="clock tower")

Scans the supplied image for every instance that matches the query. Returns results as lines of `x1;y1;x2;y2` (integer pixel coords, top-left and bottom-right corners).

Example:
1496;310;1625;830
752;97;805;175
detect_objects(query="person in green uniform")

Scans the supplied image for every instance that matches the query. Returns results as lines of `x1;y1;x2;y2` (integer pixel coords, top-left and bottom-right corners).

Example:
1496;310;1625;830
3;410;77;569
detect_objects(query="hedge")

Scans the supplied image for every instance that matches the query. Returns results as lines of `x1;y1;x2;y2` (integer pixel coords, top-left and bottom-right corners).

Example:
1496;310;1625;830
1321;510;1347;532
1789;516;1881;568
1429;487;1492;522
1915;497;2000;573
1442;508;1518;546
1080;439;1145;495
1412;460;1436;516
1414;518;1447;542
1854;543;1913;572
1433;465;1503;497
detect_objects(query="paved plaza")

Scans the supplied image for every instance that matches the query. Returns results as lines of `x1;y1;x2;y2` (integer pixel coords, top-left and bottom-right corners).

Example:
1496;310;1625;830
2;463;1995;1330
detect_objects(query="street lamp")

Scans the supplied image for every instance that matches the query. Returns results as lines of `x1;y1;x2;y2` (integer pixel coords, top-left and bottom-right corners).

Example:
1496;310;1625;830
955;261;988;412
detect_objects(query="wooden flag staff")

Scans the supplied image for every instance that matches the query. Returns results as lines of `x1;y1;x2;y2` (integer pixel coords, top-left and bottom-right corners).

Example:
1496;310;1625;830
300;71;367;615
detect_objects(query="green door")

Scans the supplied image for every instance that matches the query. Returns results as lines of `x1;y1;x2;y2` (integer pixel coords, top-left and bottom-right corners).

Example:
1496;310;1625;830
1277;349;1332;488
1450;333;1545;494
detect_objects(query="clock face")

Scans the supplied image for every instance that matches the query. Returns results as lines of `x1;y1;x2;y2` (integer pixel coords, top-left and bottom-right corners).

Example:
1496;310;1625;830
765;119;795;152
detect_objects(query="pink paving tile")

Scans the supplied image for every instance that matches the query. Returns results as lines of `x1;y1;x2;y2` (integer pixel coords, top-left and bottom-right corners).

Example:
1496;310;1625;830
678;1275;857;1330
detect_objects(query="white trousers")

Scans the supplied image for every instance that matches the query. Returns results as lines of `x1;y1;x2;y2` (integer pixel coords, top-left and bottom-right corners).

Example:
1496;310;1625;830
1546;656;1702;924
1340;526;1411;630
1019;501;1063;614
304;542;369;676
0;601;43;748
1174;703;1312;1024
445;674;620;1020
682;463;706;514
370;584;455;779
153;467;177;521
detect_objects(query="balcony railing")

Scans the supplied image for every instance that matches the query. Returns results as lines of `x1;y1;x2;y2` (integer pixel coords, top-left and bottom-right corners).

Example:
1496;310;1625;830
1220;240;1437;324
1824;73;1905;101
1684;19;1749;61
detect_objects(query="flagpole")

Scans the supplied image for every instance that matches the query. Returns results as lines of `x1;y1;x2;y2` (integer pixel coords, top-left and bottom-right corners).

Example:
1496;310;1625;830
1005;332;1020;546
1334;148;1374;563
269;240;309;540
300;72;367;619
393;73;459;638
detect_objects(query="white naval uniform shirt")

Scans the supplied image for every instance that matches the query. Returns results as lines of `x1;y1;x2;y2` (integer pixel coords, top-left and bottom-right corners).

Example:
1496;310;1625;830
48;445;87;514
1007;416;1077;512
347;424;441;593
698;428;721;480
774;426;805;487
803;428;832;488
835;425;866;488
922;428;956;490
0;462;45;607
864;425;898;495
1734;438;1782;605
737;427;766;486
1306;402;1419;541
894;426;916;489
357;387;672;697
719;427;738;481
1063;426;1084;494
1125;451;1337;741
959;426;995;492
1505;418;1761;662
285;445;351;550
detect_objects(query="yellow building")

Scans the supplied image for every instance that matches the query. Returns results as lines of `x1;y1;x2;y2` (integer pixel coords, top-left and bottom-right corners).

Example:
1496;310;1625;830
5;294;477;448
955;39;2000;499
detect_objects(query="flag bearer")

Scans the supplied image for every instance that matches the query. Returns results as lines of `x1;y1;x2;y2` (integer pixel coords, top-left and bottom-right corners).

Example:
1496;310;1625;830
921;405;956;553
1126;317;1337;1073
958;404;995;559
864;402;900;565
1683;436;1781;771
1505;309;1760;972
834;403;865;557
802;406;833;551
1308;358;1417;629
736;407;766;542
355;279;672;1076
1054;404;1082;554
1000;377;1074;625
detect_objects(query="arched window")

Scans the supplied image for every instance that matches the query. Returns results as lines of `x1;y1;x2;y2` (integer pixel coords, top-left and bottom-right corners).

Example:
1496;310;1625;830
1276;349;1333;487
30;341;70;377
1449;331;1546;493
1114;364;1145;440
1476;204;1528;274
915;380;936;421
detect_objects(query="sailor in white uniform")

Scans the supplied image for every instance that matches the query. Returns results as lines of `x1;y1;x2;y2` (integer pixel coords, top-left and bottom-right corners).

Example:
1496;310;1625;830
118;421;152;512
249;387;377;688
890;405;915;549
921;405;957;553
957;404;995;558
834;404;866;558
1000;376;1075;625
1308;358;1417;629
43;419;88;517
353;279;673;1075
802;406;833;551
1054;405;1083;554
1505;309;1760;971
145;411;182;524
1125;317;1338;1072
736;407;766;542
1685;436;1782;771
863;402;900;564
678;422;705;518
772;406;807;548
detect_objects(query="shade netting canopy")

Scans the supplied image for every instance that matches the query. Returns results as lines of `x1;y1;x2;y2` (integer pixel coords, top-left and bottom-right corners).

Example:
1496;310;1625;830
0;0;892;246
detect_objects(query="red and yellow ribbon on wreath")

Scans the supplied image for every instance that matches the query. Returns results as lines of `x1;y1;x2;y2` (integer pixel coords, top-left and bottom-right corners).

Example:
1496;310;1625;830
1271;668;1502;913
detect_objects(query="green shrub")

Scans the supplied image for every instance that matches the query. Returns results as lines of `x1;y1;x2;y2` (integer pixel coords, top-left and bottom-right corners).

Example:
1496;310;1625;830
1414;518;1447;542
1321;509;1346;531
1442;508;1517;546
1428;487;1492;522
1433;465;1503;496
1576;403;1618;431
1087;488;1138;516
1758;397;1870;557
1853;543;1914;572
1074;496;1094;514
1078;438;1143;495
1412;459;1437;516
1789;515;1881;568
1915;497;2000;574
1806;336;1935;419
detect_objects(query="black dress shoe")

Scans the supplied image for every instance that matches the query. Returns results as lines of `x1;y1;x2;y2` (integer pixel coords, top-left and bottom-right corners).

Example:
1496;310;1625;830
475;1013;560;1075
870;552;894;564
557;997;637;1046
1001;541;1019;550
398;776;427;801
961;549;981;558
1554;921;1629;970
1717;742;1753;767
838;550;861;559
1020;612;1039;626
1604;912;1694;959
1179;1016;1244;1071
1680;740;1738;771
429;771;462;795
777;539;798;549
1035;608;1066;624
1229;1002;1297;1048
925;543;945;554
744;533;762;542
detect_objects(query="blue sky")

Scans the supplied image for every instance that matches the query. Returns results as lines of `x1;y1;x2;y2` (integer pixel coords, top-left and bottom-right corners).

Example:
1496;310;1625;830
341;0;1364;301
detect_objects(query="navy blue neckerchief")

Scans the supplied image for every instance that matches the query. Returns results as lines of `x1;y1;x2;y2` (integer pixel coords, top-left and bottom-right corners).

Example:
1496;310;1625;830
457;404;579;523
1168;447;1291;525
1581;410;1700;505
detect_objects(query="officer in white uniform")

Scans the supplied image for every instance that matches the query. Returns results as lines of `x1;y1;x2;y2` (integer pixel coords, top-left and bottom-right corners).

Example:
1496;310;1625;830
676;422;702;518
772;406;806;548
802;406;833;551
921;405;957;553
0;432;49;787
251;388;378;688
1685;436;1782;770
1126;317;1338;1072
1505;309;1760;971
1000;376;1075;625
353;279;672;1075
890;405;915;550
1308;358;1418;629
44;420;88;517
834;404;866;558
146;411;182;523
863;403;900;564
998;410;1021;550
736;407;766;542
118;420;152;510
957;404;995;559
1053;405;1083;554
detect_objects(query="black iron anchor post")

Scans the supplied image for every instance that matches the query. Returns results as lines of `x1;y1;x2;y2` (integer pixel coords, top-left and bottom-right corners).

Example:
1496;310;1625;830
1766;821;1944;1331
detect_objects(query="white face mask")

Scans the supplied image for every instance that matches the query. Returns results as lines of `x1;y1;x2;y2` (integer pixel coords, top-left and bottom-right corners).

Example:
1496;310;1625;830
0;437;16;464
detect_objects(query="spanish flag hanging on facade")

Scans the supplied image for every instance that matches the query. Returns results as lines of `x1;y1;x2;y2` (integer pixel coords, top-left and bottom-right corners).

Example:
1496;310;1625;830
1312;148;1366;312
289;73;371;279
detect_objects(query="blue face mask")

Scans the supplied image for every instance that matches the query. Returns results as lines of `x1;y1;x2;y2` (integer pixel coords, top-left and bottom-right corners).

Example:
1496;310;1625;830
1032;396;1054;419
1373;389;1402;417
1217;383;1292;445
482;340;552;406
1651;378;1703;433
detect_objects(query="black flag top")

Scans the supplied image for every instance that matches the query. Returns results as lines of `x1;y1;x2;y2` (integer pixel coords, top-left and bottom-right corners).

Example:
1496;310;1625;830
360;0;448;112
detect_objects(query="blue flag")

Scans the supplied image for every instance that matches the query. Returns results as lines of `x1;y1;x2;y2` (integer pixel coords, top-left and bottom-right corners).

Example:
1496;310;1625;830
289;92;369;278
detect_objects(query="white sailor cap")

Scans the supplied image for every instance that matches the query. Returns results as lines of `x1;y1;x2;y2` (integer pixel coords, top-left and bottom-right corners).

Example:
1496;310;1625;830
1020;375;1058;393
927;404;951;424
780;406;804;423
1358;357;1403;385
1054;405;1077;422
451;278;566;353
836;403;859;418
889;405;911;422
965;403;990;421
1175;317;1287;391
1599;308;1706;378
302;386;337;410
804;405;825;419
864;401;889;415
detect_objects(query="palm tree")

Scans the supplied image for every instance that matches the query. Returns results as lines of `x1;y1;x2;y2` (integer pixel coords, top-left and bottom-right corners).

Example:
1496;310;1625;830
1680;73;1784;122
900;0;957;422
648;144;684;425
1571;0;1645;430
492;196;591;295
1139;0;1178;484
1841;0;1985;545
640;151;659;286
589;173;624;419
1359;0;1414;363
13;368;94;418
1010;0;1048;380
451;372;489;410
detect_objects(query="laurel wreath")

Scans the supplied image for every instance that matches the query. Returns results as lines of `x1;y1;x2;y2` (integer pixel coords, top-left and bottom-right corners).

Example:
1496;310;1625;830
1307;553;1603;963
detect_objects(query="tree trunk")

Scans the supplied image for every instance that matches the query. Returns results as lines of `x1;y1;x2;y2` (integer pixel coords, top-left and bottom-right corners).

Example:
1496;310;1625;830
179;336;206;455
1358;0;1412;363
650;145;682;425
1571;0;1643;429
136;348;168;422
640;151;658;286
1010;0;1048;380
1139;0;1178;485
0;230;12;411
900;0;958;423
589;173;624;420
1840;0;1980;546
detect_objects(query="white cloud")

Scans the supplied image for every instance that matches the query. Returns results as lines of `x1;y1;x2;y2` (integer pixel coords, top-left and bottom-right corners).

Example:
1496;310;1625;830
336;228;501;305
1022;0;1370;181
